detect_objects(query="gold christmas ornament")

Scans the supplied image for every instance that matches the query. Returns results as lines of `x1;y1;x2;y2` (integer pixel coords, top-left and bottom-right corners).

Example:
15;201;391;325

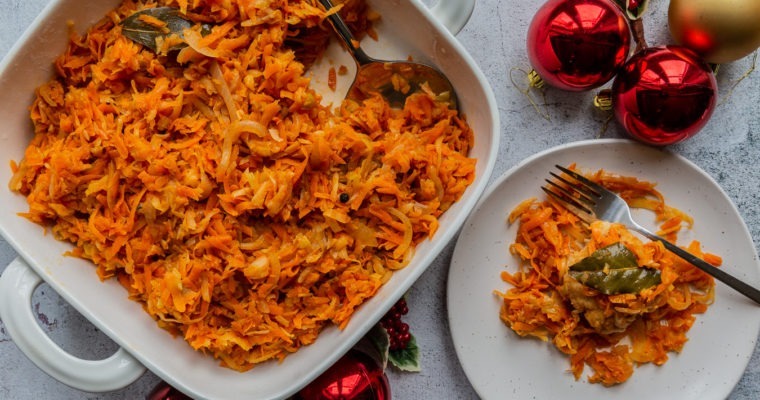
668;0;760;64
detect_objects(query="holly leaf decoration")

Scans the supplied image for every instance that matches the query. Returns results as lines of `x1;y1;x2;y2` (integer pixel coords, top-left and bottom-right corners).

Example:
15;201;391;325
366;322;420;372
613;0;650;20
366;323;390;370
388;334;420;372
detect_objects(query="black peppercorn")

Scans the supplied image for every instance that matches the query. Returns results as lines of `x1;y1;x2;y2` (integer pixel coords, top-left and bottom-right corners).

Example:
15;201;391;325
339;193;350;203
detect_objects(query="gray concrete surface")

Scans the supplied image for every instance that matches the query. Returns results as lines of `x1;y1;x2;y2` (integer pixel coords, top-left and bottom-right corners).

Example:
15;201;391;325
1;0;759;398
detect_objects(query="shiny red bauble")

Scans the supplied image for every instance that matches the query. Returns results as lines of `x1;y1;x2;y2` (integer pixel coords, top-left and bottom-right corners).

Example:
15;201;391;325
527;0;631;91
147;381;192;400
611;46;717;145
294;350;390;400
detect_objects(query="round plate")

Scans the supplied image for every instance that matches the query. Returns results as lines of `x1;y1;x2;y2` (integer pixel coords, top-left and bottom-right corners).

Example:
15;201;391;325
447;139;760;400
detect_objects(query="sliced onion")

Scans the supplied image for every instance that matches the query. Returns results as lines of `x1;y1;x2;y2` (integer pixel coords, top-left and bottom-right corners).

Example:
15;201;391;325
388;207;413;259
209;60;238;122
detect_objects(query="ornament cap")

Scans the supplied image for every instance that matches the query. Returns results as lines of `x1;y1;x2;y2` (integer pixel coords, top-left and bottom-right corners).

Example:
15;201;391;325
527;69;545;89
594;90;614;111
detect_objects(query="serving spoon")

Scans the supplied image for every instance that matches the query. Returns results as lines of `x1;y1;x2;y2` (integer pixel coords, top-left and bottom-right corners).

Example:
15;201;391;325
317;0;459;110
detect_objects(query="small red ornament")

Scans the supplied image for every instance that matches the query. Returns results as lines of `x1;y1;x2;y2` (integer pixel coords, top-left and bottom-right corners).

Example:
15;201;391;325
147;381;192;400
527;0;631;91
611;46;717;145
294;349;391;400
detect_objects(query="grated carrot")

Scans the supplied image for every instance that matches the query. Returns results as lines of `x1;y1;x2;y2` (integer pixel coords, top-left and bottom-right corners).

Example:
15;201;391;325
328;66;337;91
495;167;717;385
9;0;475;372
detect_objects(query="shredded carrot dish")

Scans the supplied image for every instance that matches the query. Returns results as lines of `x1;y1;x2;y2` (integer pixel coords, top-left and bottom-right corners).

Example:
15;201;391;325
495;166;719;385
8;0;475;371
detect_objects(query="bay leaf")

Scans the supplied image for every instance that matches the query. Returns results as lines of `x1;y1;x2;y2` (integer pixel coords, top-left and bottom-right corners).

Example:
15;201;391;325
120;7;194;52
569;267;661;295
569;242;661;294
569;242;638;272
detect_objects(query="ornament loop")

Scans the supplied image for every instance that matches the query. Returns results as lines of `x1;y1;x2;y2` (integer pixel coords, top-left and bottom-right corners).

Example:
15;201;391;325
719;50;757;106
509;67;550;121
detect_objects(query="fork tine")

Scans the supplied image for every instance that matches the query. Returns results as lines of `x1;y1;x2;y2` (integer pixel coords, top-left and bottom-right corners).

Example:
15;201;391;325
541;186;595;224
548;172;596;200
554;165;604;194
541;185;591;213
544;178;595;206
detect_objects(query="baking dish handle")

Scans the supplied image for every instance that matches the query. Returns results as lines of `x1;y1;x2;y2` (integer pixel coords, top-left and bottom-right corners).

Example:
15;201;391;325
0;257;146;392
429;0;476;35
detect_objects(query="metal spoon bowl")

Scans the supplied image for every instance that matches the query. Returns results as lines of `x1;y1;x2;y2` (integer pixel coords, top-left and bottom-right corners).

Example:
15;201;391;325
318;0;459;110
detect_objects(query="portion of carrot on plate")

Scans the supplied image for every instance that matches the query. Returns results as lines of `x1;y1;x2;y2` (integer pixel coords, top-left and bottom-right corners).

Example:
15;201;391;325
495;166;720;385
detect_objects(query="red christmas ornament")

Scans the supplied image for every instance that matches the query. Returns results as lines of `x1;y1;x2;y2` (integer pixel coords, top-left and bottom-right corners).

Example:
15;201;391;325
527;0;631;91
611;46;717;145
147;381;192;400
294;349;391;400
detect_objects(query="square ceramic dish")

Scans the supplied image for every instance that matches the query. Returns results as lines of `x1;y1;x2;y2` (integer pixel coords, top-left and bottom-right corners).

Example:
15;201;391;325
0;0;499;398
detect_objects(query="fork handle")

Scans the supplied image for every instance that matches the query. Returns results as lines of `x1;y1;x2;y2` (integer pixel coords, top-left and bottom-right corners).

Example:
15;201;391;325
634;227;760;305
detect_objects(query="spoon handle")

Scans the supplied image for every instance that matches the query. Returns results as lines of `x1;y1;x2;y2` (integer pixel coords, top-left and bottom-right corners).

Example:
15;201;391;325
317;0;375;66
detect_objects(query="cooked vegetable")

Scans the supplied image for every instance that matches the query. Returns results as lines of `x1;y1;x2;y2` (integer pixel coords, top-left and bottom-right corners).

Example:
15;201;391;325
568;242;661;294
496;166;719;386
10;0;476;372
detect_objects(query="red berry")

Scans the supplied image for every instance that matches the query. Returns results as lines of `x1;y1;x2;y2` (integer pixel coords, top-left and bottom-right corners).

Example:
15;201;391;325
381;298;412;351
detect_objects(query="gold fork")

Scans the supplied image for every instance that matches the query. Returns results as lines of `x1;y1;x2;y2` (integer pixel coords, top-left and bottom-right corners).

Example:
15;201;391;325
543;164;760;305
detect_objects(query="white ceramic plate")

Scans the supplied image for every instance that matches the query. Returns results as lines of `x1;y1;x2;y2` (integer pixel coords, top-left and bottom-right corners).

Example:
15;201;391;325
448;139;760;400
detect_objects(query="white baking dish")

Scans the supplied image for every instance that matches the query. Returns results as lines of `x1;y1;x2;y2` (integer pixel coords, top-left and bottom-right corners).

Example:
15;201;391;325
0;0;499;399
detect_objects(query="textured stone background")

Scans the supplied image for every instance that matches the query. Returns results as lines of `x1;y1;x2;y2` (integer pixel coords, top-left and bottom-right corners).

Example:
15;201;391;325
1;0;759;398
